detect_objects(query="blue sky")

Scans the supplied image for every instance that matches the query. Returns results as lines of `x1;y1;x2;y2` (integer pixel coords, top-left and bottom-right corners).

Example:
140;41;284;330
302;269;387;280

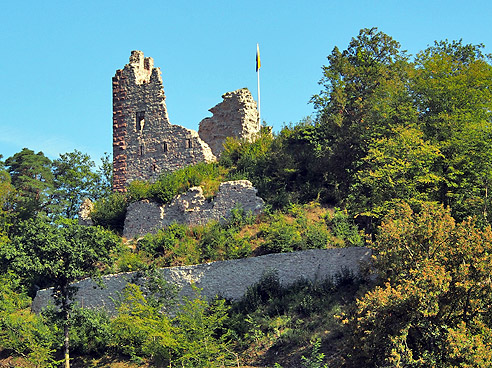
0;0;490;163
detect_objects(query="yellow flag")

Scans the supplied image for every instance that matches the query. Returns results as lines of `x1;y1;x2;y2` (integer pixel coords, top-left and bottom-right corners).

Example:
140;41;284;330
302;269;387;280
256;43;261;72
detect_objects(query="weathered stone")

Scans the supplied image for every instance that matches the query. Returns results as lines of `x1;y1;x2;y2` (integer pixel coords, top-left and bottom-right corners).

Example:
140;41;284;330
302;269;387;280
123;180;264;239
198;88;260;157
78;198;94;226
112;51;216;192
32;247;373;315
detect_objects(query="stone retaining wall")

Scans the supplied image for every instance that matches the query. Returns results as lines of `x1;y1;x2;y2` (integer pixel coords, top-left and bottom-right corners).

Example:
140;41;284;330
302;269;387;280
32;247;372;315
123;180;264;239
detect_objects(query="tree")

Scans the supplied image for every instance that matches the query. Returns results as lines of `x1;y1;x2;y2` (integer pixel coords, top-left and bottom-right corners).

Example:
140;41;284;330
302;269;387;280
341;202;492;367
348;125;443;221
412;40;492;224
94;152;113;199
2;217;120;368
5;148;53;221
52;150;99;219
0;169;14;237
311;27;416;201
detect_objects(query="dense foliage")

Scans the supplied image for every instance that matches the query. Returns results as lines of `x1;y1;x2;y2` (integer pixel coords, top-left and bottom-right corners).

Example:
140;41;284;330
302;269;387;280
341;203;492;367
222;28;492;232
1;27;492;367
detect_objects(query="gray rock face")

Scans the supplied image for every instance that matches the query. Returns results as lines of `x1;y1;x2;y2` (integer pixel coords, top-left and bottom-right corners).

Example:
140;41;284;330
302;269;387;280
123;180;264;239
198;88;260;157
32;247;372;315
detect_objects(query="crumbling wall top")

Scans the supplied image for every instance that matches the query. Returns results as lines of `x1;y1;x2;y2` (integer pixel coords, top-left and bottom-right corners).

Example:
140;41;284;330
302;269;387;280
198;88;260;157
125;50;157;85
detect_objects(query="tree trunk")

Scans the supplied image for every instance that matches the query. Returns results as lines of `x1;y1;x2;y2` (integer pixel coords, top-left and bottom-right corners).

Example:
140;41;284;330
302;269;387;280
64;316;70;368
62;289;70;368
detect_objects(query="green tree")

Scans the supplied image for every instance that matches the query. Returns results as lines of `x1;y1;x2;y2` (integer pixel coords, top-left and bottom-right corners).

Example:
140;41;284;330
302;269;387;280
1;217;120;368
0;169;14;237
110;283;176;363
52;150;99;219
311;27;416;202
5;148;53;221
94;152;113;199
341;202;492;367
90;192;127;234
111;283;232;367
348;125;443;221
412;40;492;224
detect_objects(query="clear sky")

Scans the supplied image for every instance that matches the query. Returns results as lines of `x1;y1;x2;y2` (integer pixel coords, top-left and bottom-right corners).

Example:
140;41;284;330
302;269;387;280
1;0;491;162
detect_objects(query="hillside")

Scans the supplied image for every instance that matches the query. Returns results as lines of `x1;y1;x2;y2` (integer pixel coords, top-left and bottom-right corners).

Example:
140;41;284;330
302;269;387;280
1;28;492;367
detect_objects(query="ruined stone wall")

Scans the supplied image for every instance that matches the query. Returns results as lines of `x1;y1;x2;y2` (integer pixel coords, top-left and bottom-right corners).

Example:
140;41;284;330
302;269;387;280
198;88;260;157
123;180;264;239
32;247;372;315
113;51;215;192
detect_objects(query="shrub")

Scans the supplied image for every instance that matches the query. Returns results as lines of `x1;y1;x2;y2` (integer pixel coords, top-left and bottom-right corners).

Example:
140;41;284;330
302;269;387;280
174;288;233;367
0;274;56;367
67;307;112;355
137;222;188;256
260;215;302;253
111;283;232;367
90;192;127;234
301;338;328;368
325;208;363;246
110;282;176;362
127;180;151;201
112;248;150;273
302;222;330;249
148;162;224;204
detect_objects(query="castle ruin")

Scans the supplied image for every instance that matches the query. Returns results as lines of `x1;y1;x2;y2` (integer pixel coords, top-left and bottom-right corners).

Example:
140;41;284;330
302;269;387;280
112;51;260;192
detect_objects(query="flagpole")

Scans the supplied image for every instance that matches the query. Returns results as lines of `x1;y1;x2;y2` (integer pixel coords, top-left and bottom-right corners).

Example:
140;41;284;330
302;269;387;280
257;66;261;130
256;43;261;130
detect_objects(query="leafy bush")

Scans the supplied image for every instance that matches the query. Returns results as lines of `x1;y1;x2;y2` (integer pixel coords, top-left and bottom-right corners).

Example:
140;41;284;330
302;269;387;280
67;307;112;355
174;288;233;367
325;208;363;246
90;192;127;234
127;180;152;201
110;283;233;367
301;339;328;368
303;222;330;249
112;248;151;273
260;216;302;253
226;205;257;229
110;283;174;361
198;222;252;262
340;202;492;367
0;274;56;367
141;162;224;204
137;222;188;256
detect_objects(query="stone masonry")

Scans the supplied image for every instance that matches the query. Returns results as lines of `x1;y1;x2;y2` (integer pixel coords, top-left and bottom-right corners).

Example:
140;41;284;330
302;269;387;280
113;51;260;192
32;247;372;315
123;180;264;239
198;88;259;157
113;51;215;191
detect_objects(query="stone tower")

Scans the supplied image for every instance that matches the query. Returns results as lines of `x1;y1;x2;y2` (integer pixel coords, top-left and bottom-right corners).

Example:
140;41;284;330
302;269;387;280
112;51;215;192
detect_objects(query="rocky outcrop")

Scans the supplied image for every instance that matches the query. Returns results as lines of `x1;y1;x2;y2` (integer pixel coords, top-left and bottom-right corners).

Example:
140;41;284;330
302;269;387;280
32;247;372;315
198;88;260;157
123;180;264;239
